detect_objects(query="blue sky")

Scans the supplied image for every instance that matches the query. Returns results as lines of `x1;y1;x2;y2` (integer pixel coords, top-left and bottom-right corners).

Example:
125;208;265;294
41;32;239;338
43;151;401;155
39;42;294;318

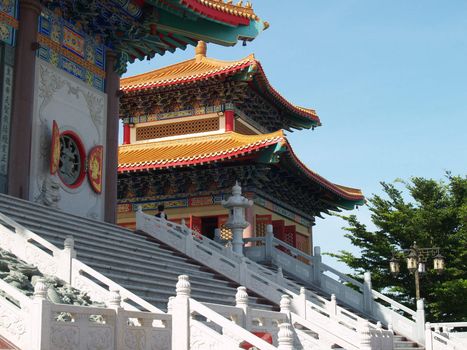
123;1;467;272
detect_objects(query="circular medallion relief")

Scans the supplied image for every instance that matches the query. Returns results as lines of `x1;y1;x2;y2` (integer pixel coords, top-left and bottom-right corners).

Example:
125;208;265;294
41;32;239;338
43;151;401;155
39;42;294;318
58;131;85;188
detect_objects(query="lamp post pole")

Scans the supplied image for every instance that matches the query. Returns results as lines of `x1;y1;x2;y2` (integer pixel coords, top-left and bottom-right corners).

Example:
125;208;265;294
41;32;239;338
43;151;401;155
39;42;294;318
389;241;445;300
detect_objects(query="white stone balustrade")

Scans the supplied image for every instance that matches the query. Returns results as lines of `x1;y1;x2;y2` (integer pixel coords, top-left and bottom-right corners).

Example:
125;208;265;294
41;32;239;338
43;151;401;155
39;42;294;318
244;230;427;345
138;209;403;349
425;322;466;350
0;277;171;350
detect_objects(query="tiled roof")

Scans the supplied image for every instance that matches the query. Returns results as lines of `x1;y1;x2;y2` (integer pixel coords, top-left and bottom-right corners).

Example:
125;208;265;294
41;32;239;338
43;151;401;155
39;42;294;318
118;131;364;202
282;143;364;202
121;55;256;92
181;0;261;22
120;49;320;126
118;131;285;172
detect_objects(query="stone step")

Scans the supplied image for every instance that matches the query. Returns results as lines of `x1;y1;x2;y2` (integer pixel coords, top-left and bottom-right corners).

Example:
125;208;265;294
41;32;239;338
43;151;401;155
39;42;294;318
86;263;240;295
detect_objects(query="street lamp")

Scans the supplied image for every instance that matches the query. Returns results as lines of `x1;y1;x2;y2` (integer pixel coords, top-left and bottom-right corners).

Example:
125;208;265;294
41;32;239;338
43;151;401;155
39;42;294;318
389;241;445;300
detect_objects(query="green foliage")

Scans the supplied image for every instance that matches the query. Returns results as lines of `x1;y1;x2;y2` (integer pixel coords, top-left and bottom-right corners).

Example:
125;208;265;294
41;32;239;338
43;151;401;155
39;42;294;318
330;174;467;322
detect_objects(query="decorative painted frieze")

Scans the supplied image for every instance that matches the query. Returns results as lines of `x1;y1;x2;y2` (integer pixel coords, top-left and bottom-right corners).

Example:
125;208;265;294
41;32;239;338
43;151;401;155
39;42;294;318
37;8;106;91
0;0;18;46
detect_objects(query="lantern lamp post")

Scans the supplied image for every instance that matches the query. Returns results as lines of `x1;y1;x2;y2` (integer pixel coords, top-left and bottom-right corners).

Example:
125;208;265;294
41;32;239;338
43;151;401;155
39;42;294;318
389;241;445;300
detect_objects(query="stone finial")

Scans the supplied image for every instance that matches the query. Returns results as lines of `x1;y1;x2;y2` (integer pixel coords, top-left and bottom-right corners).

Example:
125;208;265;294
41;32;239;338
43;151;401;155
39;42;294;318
300;287;306;296
232;181;241;196
64;236;74;250
388;323;394;334
280;295;291;314
108;289;122;308
330;293;336;302
376;321;382;330
137;205;143;212
195;41;207;60
417;298;424;310
34;278;48;300
176;275;191;297
277;323;294;350
235;286;249;307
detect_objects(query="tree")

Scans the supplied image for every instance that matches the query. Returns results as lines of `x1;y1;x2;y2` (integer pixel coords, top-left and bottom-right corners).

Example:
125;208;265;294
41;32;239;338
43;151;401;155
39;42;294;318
330;174;467;322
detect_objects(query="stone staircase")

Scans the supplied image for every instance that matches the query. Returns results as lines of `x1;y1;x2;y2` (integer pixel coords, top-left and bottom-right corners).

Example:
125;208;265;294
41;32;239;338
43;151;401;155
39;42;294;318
0;194;275;312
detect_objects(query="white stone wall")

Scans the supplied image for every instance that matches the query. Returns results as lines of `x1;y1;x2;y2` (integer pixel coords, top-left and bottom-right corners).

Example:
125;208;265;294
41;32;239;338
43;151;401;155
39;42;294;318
29;59;107;220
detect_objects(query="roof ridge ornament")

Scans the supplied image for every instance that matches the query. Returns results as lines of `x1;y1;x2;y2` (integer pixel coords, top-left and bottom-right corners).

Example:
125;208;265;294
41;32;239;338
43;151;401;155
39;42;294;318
195;41;207;61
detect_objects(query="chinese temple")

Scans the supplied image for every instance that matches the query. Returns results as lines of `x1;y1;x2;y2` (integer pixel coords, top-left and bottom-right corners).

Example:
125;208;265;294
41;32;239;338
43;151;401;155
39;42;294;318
0;0;266;223
117;42;365;254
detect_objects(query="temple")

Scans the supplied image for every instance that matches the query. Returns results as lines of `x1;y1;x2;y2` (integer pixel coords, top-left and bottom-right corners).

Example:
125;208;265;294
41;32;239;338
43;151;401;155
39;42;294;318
0;0;266;223
117;42;364;254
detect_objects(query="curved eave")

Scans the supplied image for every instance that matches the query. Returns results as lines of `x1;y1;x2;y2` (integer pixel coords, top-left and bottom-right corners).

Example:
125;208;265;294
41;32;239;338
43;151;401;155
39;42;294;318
282;140;364;208
120;59;254;92
250;63;321;128
178;0;259;27
118;131;285;173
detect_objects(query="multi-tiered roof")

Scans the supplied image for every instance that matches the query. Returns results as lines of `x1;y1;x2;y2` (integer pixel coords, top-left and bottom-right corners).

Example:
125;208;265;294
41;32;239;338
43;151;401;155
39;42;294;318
118;43;364;217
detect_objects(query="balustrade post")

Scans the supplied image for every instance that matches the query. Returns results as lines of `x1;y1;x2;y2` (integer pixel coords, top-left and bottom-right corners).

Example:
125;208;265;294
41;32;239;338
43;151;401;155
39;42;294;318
32;278;51;350
172;275;191;350
313;246;322;286
358;320;372;350
425;323;433;350
61;236;76;284
107;289;123;349
265;224;274;263
136;205;144;231
280;295;292;321
328;294;337;319
235;286;249;329
416;299;426;345
277;323;294;350
363;271;373;314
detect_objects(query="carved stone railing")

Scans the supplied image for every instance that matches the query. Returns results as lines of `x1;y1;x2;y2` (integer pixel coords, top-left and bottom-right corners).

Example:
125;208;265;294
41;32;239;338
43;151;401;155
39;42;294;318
425;323;466;350
137;211;394;350
0;211;164;314
0;277;171;350
170;275;293;350
243;227;426;345
0;279;32;350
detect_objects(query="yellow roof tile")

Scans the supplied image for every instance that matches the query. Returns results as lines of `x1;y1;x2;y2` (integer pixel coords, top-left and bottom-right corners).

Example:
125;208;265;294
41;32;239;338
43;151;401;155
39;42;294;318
118;130;285;171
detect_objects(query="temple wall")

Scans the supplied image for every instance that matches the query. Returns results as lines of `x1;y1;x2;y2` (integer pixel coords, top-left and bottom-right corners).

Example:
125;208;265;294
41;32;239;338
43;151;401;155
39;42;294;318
29;59;107;219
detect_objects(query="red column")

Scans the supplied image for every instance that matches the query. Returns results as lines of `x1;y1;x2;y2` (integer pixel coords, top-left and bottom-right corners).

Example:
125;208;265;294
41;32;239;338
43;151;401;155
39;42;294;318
104;51;120;223
8;0;42;199
225;110;234;132
123;123;131;144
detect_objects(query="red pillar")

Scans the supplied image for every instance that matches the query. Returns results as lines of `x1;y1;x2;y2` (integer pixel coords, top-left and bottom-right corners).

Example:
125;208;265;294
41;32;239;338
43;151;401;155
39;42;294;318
8;0;42;199
225;110;234;132
104;52;120;223
123;123;131;144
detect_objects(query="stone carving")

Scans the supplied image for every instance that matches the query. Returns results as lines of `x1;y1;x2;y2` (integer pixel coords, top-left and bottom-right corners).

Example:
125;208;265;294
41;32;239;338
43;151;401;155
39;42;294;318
0;303;26;340
87;327;112;350
51;325;79;350
35;177;61;207
190;323;232;350
124;328;146;350
25;244;58;276
38;65;66;117
0;247;101;308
